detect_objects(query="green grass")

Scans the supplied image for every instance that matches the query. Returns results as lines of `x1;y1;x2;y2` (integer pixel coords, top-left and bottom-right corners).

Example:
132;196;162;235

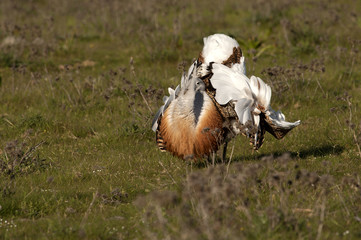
0;0;361;239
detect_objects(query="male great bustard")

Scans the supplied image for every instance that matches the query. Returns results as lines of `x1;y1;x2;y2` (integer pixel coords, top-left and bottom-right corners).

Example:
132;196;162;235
152;34;300;160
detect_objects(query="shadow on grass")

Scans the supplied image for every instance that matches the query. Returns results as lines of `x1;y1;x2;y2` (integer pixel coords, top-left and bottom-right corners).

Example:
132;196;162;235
193;144;344;168
232;144;345;163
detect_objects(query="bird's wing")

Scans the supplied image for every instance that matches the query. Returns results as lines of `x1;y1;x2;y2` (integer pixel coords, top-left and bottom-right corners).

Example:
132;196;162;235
264;108;301;139
234;98;254;124
209;62;300;146
230;56;246;75
210;63;254;124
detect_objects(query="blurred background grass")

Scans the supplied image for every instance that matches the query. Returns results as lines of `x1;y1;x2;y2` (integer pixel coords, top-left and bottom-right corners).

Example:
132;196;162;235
0;0;361;239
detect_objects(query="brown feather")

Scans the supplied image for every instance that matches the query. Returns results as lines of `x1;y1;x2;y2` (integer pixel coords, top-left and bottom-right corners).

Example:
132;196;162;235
221;47;242;67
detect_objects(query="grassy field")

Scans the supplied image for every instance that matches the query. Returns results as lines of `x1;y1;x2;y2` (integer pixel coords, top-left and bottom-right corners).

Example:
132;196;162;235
1;0;361;239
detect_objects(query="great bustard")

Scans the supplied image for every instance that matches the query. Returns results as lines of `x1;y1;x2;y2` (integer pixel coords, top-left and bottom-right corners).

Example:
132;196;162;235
152;34;300;160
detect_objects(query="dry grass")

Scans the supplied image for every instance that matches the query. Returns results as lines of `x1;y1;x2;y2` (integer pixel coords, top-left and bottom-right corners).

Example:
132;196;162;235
135;153;361;239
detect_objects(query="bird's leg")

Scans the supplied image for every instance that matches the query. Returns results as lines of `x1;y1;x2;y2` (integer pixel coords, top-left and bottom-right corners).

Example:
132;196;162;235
222;141;228;162
212;151;216;166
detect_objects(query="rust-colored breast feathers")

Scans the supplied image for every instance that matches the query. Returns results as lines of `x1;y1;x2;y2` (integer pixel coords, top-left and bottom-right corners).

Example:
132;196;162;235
157;98;223;159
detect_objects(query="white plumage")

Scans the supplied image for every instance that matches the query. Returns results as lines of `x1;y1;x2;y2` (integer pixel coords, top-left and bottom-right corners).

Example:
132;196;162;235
152;33;300;160
207;61;300;145
202;34;240;65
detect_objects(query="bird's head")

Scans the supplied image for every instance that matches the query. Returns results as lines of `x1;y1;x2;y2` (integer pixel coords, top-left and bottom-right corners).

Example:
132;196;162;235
181;63;205;95
181;76;205;96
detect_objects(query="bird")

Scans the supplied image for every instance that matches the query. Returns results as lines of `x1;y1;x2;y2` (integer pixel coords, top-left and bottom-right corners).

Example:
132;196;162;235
152;34;300;160
152;62;224;159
